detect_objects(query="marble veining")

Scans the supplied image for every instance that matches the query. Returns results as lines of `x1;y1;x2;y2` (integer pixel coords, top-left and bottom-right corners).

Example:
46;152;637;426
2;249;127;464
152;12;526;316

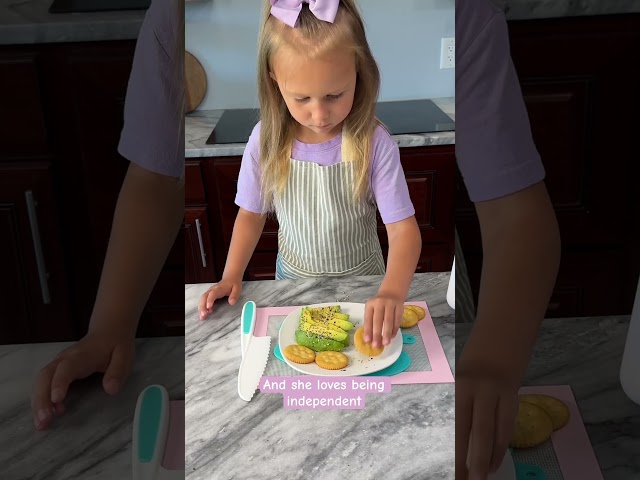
3;273;637;478
185;97;456;159
457;316;640;480
0;337;184;479
494;0;640;20
185;273;456;480
0;0;145;45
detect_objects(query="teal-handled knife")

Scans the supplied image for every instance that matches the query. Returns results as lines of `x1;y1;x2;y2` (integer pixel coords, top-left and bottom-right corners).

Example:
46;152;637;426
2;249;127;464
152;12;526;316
240;300;257;358
132;385;183;480
237;301;271;401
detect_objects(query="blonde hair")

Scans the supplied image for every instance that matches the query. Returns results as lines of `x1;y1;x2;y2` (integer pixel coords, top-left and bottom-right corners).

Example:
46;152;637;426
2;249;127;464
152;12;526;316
257;0;381;207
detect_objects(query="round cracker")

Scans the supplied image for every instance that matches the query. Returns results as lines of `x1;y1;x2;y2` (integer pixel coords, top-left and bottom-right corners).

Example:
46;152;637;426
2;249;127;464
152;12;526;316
400;308;419;328
315;351;349;370
510;400;553;448
519;394;570;431
405;305;426;320
353;327;384;357
283;344;315;364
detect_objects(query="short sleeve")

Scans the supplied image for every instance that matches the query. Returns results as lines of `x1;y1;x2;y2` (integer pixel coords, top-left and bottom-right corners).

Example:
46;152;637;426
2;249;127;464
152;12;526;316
370;126;415;224
117;0;184;178
234;122;270;214
455;0;545;202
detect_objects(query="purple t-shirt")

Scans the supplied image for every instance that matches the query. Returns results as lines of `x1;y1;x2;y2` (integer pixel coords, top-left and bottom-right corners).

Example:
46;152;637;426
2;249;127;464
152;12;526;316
117;0;184;178
235;122;415;225
456;0;545;202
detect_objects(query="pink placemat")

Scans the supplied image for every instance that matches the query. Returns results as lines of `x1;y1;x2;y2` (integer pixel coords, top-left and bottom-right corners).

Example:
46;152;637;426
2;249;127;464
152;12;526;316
161;400;185;470
519;385;603;480
254;301;454;385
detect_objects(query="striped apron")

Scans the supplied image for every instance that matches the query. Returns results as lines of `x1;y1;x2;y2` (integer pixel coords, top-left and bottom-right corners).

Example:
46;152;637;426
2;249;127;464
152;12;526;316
273;157;386;280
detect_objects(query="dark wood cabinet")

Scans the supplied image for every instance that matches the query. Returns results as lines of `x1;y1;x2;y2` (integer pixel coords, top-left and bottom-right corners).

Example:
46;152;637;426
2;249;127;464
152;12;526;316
0;40;183;343
184;207;216;284
194;143;457;282
0;163;73;344
455;13;640;317
185;160;218;284
0;51;49;157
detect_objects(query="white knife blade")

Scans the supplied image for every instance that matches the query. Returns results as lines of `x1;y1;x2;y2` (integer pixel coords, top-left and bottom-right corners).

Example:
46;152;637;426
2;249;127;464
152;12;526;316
238;336;271;402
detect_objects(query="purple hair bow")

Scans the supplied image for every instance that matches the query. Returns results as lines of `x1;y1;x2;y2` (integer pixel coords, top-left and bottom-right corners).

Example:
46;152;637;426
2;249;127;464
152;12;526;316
270;0;340;28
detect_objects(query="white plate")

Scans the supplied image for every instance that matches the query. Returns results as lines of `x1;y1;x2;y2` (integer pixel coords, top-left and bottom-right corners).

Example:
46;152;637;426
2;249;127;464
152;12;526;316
278;302;402;376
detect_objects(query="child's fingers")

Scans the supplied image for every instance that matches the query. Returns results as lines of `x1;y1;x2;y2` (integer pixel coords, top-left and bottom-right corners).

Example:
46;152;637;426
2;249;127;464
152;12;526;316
363;302;374;343
54;402;65;416
198;287;221;319
228;283;242;305
31;363;56;430
381;306;394;346
49;358;81;404
490;392;519;471
206;288;223;309
371;306;384;348
198;291;210;319
468;390;498;480
392;307;403;338
103;343;134;396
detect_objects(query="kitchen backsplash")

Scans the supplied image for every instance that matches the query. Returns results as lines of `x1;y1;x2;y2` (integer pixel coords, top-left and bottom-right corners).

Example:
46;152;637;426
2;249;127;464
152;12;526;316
185;0;455;111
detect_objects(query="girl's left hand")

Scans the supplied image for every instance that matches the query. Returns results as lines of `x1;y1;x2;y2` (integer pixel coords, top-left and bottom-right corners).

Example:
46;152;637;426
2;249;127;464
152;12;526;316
363;293;404;348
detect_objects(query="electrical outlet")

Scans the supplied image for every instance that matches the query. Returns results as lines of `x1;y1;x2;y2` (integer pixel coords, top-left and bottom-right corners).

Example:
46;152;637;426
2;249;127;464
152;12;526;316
440;37;455;69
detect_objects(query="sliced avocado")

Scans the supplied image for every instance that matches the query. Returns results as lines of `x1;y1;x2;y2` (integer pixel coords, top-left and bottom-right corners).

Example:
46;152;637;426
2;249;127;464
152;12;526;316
295;330;344;352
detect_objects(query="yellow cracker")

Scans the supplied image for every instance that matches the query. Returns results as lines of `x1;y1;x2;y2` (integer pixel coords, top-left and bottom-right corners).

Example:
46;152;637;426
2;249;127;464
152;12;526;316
315;351;348;370
283;344;315;364
400;308;419;328
510;400;553;448
353;327;384;357
405;305;426;321
519;394;570;431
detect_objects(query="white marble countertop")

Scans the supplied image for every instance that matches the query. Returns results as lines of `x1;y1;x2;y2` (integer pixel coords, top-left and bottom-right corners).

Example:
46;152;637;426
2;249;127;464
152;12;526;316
458;315;640;480
185;97;455;159
2;273;637;479
497;0;640;20
0;337;183;479
0;0;145;45
185;272;456;480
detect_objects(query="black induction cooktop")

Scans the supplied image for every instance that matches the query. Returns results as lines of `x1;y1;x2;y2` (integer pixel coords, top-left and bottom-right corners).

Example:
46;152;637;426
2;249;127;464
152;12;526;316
49;0;150;14
206;99;454;145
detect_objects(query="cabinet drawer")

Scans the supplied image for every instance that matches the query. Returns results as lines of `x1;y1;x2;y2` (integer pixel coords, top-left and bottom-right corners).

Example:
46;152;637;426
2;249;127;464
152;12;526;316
245;252;277;281
185;161;205;204
0;52;48;156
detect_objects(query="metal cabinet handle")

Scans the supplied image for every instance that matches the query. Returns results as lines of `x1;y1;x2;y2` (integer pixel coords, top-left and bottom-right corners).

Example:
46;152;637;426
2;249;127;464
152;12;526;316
195;218;207;268
25;191;51;304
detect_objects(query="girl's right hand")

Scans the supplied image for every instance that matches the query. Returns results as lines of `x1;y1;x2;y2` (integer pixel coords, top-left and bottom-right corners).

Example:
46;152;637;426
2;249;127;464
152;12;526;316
30;329;135;431
198;277;243;320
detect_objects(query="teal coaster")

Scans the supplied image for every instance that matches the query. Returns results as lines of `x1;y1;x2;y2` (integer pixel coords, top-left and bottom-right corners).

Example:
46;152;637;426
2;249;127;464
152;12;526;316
515;462;545;479
274;344;284;362
402;333;416;344
364;350;411;376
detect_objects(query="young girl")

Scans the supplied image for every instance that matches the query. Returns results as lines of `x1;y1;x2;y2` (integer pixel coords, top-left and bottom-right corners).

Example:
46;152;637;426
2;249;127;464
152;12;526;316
199;0;422;349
